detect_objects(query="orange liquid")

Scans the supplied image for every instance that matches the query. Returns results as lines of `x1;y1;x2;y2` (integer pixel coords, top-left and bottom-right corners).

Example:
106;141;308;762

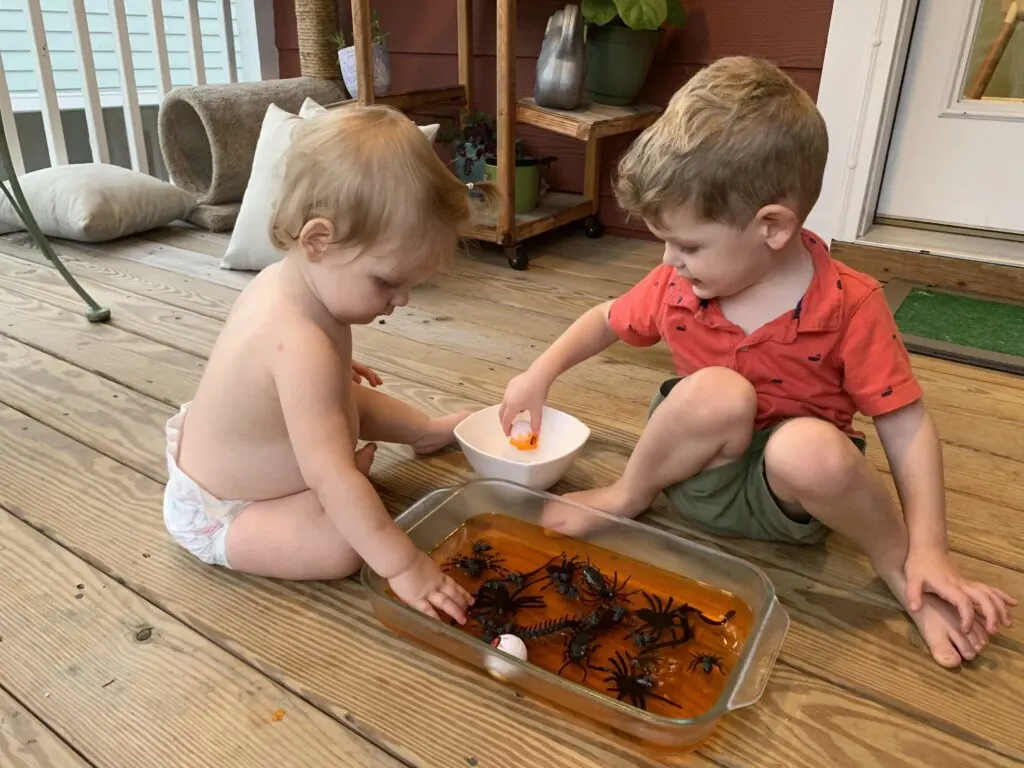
429;513;752;719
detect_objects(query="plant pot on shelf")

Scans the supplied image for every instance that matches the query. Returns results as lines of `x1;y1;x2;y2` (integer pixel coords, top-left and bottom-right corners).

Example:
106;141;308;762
338;42;391;99
584;23;659;106
452;141;489;185
483;154;548;215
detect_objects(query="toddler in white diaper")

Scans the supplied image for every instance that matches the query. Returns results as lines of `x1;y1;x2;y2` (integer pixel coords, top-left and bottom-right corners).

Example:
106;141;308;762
163;104;495;625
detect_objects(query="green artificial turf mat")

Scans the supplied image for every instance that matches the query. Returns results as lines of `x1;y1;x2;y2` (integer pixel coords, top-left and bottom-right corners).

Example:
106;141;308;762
894;288;1024;358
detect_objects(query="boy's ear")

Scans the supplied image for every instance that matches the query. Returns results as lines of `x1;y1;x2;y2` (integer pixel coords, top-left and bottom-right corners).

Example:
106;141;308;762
297;217;336;262
754;203;800;251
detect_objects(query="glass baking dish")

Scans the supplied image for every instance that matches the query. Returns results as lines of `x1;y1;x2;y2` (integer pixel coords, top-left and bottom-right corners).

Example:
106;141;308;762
360;479;789;757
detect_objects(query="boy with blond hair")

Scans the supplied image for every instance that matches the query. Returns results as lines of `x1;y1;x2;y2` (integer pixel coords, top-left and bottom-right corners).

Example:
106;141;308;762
500;56;1015;667
163;105;492;624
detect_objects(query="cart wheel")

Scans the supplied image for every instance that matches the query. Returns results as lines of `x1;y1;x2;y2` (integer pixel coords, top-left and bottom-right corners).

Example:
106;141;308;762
506;246;529;270
583;216;604;239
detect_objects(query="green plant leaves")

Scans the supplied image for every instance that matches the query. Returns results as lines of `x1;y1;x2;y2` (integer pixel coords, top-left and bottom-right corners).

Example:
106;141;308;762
665;0;687;27
614;0;667;30
582;0;686;30
581;0;619;26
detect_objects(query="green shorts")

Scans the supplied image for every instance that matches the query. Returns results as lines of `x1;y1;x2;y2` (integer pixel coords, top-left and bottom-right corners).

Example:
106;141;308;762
649;377;867;545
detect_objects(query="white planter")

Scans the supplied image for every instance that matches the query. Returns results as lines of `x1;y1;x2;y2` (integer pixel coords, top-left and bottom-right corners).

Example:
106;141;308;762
338;42;391;100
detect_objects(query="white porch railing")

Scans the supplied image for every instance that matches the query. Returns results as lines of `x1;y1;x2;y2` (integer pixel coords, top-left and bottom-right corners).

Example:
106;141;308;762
0;0;273;178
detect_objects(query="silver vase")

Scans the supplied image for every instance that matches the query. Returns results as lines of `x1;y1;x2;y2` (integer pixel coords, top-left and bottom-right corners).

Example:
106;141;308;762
534;4;587;111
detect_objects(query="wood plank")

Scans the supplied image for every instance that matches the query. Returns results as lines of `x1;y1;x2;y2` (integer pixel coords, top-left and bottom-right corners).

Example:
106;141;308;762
1;252;1022;569
1;258;1020;653
2;276;1020;592
0;288;204;407
831;240;1024;302
517;98;661;141
2;401;1017;768
0;410;711;768
468;193;591;245
0;233;240;321
0;507;400;768
0;243;1019;761
0;687;90;768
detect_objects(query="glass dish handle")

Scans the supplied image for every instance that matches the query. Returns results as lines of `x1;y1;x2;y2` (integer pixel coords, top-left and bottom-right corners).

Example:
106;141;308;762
727;597;790;710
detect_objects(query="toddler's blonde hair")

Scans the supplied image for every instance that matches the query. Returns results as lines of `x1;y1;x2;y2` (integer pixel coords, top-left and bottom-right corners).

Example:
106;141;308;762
270;104;495;262
615;56;828;229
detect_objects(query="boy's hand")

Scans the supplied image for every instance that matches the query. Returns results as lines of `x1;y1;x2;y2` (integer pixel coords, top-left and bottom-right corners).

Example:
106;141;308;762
904;547;1016;634
352;361;382;387
388;551;474;624
499;371;550;435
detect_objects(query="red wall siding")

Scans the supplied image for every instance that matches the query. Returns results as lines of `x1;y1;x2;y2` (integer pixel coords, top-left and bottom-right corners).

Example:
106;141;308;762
273;1;834;240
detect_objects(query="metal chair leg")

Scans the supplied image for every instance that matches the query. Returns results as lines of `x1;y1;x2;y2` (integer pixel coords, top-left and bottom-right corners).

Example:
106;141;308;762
0;123;110;323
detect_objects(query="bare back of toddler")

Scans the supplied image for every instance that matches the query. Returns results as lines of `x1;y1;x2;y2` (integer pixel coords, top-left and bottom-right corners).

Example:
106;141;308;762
163;104;496;624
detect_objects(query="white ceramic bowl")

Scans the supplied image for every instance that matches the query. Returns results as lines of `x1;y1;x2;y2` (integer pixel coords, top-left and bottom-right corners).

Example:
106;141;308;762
453;405;590;491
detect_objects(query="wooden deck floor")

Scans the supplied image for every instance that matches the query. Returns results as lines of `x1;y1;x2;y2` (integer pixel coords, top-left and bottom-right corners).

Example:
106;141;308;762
0;225;1021;768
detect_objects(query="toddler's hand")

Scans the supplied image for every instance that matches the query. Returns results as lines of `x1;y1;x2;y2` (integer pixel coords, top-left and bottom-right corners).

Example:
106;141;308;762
904;547;1016;634
499;370;550;435
352;360;382;387
388;551;474;624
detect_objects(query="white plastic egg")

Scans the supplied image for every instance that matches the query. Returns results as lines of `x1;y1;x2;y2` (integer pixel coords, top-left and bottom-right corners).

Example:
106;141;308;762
484;633;528;681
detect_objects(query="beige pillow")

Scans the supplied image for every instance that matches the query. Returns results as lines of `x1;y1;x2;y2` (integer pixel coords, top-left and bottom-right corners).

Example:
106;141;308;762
221;97;440;272
0;163;195;242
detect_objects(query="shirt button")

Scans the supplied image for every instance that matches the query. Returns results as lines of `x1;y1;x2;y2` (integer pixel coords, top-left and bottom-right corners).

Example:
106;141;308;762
739;346;750;352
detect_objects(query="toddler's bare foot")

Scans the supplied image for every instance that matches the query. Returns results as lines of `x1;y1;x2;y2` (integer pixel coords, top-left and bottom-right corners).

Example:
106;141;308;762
355;443;377;476
881;570;988;668
411;411;472;455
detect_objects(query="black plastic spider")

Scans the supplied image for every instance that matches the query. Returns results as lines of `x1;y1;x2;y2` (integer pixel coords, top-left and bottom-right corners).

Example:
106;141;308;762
594;650;681;711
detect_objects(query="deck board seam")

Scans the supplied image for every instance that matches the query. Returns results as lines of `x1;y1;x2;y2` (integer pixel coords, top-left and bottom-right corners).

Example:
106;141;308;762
0;679;101;768
0;499;418;768
0;327;179;408
780;657;1024;764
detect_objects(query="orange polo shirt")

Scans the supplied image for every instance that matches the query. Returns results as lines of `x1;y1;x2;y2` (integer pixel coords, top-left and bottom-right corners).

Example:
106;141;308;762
607;230;924;437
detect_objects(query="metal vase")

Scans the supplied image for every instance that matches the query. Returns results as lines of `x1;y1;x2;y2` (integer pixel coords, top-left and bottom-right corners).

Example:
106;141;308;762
534;4;587;111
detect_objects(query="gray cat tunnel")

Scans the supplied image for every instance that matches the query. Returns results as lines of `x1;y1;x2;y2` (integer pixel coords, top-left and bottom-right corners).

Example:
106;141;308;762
157;77;346;206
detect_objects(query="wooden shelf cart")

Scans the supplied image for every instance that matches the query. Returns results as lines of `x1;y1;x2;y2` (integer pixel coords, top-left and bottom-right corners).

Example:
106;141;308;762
344;0;663;269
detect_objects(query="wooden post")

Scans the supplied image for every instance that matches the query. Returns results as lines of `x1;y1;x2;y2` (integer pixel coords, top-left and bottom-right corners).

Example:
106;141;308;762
584;138;601;214
496;0;516;243
352;0;375;104
457;0;474;124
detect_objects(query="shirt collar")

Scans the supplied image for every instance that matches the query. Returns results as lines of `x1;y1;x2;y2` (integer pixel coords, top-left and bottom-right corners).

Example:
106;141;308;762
664;229;843;333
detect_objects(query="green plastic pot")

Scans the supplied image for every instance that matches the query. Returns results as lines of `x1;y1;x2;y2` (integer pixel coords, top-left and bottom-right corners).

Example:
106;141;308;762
584;23;660;106
484;155;541;214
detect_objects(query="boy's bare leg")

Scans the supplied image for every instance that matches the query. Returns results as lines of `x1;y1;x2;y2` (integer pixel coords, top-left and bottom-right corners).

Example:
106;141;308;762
764;418;988;668
563;366;758;517
354;383;471;454
223;443;377;580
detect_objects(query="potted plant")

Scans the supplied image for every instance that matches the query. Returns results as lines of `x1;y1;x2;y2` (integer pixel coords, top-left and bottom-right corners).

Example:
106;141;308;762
483;142;556;215
440;112;497;185
580;0;687;106
331;12;391;100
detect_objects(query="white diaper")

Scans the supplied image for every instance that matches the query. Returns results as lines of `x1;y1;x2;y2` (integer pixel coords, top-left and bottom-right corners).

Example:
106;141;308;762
163;402;249;568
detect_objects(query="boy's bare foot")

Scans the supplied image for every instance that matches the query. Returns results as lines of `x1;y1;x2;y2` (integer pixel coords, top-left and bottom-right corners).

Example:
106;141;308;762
562;482;648;520
881;570;989;668
354;442;377;475
411;411;472;455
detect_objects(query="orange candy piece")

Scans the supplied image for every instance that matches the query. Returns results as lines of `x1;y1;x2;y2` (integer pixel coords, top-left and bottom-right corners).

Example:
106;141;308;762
509;421;539;451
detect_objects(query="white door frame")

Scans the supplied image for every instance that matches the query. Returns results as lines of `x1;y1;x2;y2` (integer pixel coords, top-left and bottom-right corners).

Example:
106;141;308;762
806;0;920;245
